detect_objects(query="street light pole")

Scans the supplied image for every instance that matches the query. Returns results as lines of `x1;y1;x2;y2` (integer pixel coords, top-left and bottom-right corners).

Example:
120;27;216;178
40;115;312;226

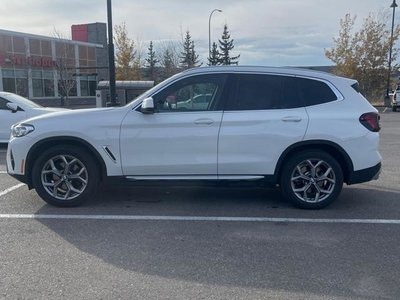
106;0;118;106
386;0;397;106
208;9;222;60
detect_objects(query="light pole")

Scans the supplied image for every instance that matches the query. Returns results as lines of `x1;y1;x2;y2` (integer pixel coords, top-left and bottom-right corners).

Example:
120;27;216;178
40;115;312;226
386;0;397;106
106;0;118;106
208;9;222;60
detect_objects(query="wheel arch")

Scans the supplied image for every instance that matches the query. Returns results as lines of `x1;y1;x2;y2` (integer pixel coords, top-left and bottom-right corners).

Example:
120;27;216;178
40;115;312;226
25;136;107;188
274;140;354;184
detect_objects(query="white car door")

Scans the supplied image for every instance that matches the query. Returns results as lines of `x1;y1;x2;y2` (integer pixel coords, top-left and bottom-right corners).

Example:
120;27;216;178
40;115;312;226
218;74;309;176
0;97;27;142
120;74;228;176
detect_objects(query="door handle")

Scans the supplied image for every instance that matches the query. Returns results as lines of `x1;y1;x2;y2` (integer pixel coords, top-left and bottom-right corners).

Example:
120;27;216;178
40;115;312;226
194;118;214;125
281;116;302;122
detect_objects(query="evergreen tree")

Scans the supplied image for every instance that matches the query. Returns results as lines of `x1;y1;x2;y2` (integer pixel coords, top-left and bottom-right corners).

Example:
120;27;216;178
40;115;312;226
145;41;158;81
208;42;220;66
218;24;240;65
162;48;175;79
180;31;201;69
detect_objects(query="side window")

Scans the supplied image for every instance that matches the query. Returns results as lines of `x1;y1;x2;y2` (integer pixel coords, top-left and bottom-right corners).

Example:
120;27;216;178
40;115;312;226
0;98;10;110
153;74;226;112
295;77;337;106
228;74;283;110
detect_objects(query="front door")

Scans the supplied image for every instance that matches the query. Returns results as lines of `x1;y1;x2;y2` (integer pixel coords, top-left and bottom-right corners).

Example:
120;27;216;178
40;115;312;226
120;74;228;176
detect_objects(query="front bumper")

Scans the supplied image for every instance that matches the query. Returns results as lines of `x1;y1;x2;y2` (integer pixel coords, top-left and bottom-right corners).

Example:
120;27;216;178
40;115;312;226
347;162;381;185
6;136;34;188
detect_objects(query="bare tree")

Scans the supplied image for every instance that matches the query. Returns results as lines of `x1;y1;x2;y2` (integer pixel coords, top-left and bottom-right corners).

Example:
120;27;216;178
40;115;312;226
53;29;77;107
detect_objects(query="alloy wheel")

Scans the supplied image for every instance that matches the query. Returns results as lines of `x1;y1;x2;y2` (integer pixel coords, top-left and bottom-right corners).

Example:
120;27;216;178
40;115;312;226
290;159;336;203
41;155;88;201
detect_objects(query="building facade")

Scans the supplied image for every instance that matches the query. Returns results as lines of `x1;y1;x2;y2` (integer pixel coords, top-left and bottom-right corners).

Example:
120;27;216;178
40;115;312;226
0;23;108;106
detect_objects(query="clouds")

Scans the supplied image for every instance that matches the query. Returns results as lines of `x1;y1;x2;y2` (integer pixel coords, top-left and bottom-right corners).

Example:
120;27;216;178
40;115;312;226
1;0;395;66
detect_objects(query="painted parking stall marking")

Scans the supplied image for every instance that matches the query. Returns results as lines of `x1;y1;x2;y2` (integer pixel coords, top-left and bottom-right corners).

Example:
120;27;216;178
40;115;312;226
0;214;399;224
0;183;25;197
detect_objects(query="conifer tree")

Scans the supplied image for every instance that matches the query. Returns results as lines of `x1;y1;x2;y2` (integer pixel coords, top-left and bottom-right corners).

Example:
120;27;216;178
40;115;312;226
218;24;240;65
145;41;158;81
180;31;201;69
208;42;220;66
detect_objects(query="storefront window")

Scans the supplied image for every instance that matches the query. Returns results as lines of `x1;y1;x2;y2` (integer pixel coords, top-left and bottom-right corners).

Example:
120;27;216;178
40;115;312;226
43;71;55;97
32;70;43;97
2;69;28;97
79;75;97;97
32;70;55;97
88;76;97;96
3;78;16;93
80;79;89;96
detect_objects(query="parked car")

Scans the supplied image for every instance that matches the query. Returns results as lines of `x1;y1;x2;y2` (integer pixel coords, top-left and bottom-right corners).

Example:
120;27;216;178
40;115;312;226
0;92;67;143
391;87;400;111
6;66;381;209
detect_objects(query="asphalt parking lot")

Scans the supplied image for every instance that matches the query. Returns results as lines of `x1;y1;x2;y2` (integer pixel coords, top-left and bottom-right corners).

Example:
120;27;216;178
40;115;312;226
0;111;399;299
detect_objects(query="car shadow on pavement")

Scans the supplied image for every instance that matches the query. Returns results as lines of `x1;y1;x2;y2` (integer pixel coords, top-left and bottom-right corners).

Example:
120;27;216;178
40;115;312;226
34;185;400;299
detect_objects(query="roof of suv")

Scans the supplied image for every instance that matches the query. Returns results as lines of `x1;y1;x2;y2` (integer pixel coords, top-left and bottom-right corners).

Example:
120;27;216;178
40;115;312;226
180;65;349;82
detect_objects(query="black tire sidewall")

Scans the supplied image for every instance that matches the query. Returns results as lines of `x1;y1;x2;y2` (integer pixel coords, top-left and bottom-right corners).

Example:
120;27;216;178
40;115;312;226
32;145;99;207
280;151;343;209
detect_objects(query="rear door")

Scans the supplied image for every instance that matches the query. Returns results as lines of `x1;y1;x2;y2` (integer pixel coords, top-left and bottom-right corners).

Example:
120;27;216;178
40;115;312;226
218;73;309;176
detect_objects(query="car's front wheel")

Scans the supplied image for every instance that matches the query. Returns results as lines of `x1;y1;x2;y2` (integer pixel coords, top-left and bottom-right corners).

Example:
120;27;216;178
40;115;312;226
280;150;343;209
32;145;99;207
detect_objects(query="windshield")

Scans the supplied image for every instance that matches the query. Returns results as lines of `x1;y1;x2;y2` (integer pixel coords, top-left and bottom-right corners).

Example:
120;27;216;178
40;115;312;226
5;93;43;108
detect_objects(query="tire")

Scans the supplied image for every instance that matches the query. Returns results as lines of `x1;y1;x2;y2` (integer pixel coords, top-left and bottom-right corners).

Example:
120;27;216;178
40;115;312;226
280;150;343;209
32;145;99;207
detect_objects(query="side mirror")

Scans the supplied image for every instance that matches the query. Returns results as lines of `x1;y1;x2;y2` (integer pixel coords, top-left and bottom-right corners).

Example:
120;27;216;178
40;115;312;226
6;102;19;113
141;97;155;114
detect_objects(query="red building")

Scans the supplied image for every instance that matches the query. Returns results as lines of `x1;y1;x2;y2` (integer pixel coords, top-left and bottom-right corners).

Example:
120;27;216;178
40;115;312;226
0;23;108;106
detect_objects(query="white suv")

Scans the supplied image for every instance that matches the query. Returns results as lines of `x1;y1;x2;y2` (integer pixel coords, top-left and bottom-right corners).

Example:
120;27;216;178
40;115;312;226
6;66;381;209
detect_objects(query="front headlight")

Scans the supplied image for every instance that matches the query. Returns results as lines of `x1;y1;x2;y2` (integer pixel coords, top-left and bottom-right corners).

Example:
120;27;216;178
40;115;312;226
11;123;35;137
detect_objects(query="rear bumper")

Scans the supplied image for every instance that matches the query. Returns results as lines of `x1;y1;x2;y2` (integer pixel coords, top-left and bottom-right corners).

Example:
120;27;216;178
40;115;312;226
347;162;381;185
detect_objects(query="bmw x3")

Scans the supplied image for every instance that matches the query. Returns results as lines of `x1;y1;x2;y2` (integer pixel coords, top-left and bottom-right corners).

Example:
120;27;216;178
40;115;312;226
6;66;381;209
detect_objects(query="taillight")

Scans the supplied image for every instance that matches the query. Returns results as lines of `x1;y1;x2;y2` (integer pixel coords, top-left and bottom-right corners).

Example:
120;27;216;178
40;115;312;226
359;112;380;132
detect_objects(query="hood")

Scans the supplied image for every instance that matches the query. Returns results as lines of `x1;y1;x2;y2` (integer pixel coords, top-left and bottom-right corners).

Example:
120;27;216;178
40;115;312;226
23;106;121;124
31;107;70;113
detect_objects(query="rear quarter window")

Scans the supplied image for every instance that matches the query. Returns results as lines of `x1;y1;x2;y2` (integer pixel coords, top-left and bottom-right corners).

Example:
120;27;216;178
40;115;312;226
295;77;338;106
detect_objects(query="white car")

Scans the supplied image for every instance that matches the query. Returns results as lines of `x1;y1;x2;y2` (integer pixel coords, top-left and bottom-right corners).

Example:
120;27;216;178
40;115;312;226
0;92;66;143
391;87;400;112
6;66;381;209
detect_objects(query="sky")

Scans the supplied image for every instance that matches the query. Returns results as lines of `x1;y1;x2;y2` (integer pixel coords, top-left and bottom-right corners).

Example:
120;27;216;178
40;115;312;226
1;0;397;67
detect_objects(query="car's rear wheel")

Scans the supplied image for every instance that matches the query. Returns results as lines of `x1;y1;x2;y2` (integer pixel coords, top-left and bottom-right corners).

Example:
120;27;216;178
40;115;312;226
32;145;99;207
280;150;343;209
